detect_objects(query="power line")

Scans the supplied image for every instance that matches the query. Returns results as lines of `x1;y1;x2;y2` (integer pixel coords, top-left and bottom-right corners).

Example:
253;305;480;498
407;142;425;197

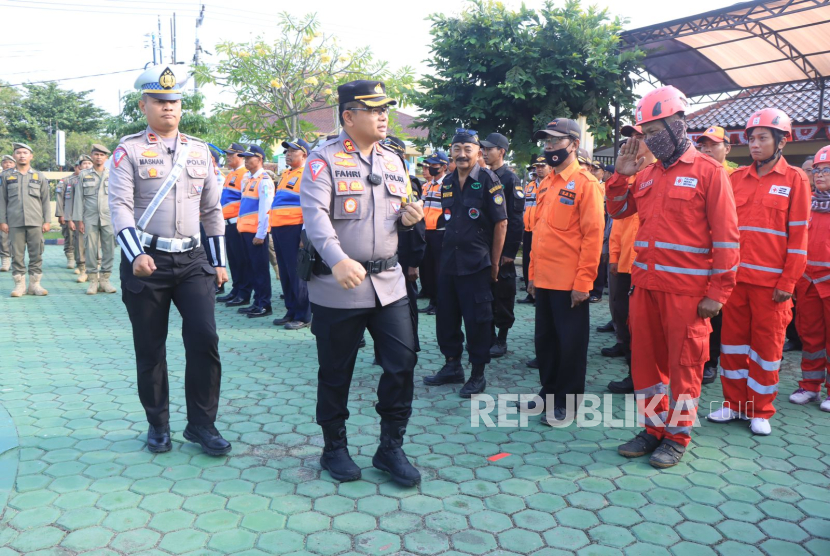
0;68;144;88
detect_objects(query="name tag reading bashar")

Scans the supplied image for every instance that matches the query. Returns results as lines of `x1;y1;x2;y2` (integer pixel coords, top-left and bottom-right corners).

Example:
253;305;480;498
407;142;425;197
769;185;791;197
674;177;698;188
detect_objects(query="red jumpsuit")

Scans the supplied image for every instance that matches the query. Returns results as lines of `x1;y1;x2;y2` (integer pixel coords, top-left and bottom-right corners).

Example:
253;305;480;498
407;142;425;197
795;210;830;393
721;157;810;418
606;147;739;447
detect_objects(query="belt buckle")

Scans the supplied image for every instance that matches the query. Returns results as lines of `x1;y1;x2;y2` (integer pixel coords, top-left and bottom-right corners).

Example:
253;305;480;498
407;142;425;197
368;260;382;274
170;238;182;251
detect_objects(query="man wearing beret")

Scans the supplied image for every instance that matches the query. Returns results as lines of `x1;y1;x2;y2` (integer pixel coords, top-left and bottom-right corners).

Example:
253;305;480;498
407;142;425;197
423;128;508;397
1;155;16;272
301;80;425;487
74;144;117;294
0;142;51;296
67;155;93;281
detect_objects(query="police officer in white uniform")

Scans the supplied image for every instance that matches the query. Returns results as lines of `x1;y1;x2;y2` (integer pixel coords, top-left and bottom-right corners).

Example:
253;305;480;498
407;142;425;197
108;65;231;456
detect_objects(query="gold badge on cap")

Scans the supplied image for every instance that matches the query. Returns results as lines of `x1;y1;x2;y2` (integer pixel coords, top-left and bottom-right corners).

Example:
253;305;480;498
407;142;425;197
159;68;177;90
374;83;383;94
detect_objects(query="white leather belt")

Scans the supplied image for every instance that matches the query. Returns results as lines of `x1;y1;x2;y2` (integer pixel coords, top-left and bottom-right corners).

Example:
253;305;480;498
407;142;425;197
225;217;238;225
138;231;200;253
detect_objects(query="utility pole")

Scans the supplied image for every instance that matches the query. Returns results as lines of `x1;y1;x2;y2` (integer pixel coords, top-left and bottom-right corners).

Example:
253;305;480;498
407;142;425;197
171;13;177;64
193;5;205;93
157;16;164;65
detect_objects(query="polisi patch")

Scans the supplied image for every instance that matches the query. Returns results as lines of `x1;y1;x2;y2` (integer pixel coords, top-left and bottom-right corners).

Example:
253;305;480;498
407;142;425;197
309;159;327;181
769;185;791;197
674;177;698;188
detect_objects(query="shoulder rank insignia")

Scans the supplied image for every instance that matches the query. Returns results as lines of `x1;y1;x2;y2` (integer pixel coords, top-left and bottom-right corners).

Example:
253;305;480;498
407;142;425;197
343;139;356;153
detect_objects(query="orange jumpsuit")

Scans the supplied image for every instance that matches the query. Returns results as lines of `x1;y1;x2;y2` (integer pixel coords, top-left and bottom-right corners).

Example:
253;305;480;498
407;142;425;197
720;158;810;418
796;211;830;393
606;147;739;446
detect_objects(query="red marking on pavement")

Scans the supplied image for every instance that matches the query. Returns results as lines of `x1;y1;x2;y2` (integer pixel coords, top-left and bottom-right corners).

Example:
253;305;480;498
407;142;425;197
488;453;511;462
379;544;392;551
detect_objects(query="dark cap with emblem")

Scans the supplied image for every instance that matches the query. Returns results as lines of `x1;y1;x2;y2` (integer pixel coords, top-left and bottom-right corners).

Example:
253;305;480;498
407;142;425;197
338;80;397;108
224;142;247;155
425;151;450;165
134;64;187;101
281;138;311;155
91;144;111;155
382;136;407;158
532;153;547;166
239;144;266;159
480;133;509;151
533;119;581;141
577;148;592;165
451;128;480;146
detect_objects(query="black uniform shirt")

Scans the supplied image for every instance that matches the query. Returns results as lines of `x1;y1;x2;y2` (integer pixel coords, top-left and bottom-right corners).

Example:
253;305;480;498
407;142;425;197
493;165;525;260
440;164;508;276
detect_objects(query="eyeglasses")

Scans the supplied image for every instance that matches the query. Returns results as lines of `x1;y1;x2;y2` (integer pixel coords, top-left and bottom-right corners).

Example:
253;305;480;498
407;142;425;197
812;168;830;176
348;106;389;117
544;137;571;147
455;128;478;137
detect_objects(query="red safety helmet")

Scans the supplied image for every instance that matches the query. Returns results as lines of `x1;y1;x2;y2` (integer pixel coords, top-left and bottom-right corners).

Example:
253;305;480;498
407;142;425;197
814;145;830;166
635;86;689;125
745;108;792;140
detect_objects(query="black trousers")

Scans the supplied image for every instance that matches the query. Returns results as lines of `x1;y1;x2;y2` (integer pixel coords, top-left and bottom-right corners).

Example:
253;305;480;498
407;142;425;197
240;232;271;309
535;288;590;409
609;272;632;349
311;297;416;426
120;249;221;427
272;224;310;322
706;311;723;368
522;230;532;285
591;253;609;299
437;268;494;365
492;261;517;332
421;230;444;304
225;222;248;300
406;278;421;352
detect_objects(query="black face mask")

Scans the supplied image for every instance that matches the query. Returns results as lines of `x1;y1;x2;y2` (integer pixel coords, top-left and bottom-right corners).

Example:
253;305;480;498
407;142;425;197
544;146;570;167
428;167;441;177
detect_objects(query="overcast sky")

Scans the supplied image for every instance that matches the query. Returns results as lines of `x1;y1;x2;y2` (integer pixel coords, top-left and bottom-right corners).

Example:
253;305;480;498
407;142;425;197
1;0;731;117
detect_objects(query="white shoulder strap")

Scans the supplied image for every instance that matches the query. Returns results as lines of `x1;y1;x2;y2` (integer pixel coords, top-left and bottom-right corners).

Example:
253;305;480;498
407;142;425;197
137;141;192;232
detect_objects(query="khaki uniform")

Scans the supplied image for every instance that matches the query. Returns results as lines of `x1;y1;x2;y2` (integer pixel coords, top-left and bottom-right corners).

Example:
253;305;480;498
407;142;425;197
0;167;51;276
74;167;115;275
300;131;409;309
55;177;75;262
63;174;87;268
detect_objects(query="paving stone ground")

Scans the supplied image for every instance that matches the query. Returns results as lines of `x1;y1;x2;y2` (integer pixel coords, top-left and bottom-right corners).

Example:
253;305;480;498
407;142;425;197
0;246;829;556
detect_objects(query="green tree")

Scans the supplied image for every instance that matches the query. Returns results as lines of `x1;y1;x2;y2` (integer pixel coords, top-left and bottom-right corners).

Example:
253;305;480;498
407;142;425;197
106;90;212;140
414;0;643;163
3;83;106;140
194;12;416;145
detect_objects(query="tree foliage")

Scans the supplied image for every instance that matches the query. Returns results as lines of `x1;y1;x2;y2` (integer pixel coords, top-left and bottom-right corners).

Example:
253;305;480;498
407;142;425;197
194;12;416;145
413;0;643;163
106;90;212;140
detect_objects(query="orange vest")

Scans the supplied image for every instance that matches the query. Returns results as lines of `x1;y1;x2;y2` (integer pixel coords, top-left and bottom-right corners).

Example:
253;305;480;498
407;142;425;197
422;179;444;231
270;166;304;227
221;167;246;220
237;173;271;234
523;179;539;232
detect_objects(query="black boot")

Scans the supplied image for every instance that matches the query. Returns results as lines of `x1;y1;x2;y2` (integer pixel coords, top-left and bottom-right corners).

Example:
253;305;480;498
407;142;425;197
423;358;464;385
607;375;634;394
320;423;361;482
147;424;171;453
183;423;232;456
373;420;421;487
460;364;486;398
490;329;508;358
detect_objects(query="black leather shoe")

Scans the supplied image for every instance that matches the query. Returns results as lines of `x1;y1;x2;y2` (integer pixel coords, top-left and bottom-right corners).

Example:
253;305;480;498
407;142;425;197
608;375;634;394
517;294;535;304
526;358;539;369
147;424;171;453
649;439;686;468
373;420;421;487
183;423;232;456
489;340;507;358
247;306;273;318
618;430;661;458
226;297;250;307
597;320;615;333
423;359;465;386
589;295;601;303
459;367;486;398
320;423;361;482
540;406;568;425
237;305;257;314
285;320;310;330
601;343;627;358
702;365;718;385
418;304;435;314
272;313;292;326
216;292;237;303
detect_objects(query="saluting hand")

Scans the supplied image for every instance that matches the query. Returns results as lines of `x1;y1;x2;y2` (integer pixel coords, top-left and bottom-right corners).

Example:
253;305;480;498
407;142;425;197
332;258;367;290
133;254;157;277
400;200;425;227
215;267;229;287
616;137;647;176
